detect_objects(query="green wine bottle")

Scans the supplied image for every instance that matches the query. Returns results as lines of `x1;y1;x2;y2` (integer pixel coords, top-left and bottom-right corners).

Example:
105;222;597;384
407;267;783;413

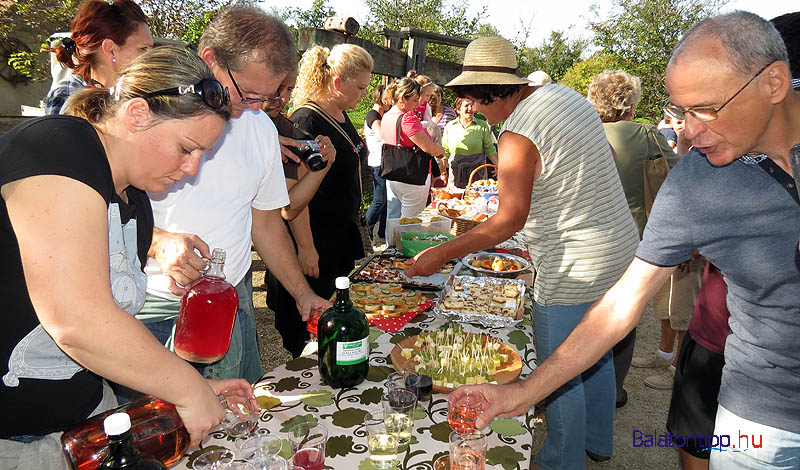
318;277;370;388
100;413;167;469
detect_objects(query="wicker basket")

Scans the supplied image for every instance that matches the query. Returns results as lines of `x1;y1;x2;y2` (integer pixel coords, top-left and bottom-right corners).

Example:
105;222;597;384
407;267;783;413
440;164;497;235
466;163;497;189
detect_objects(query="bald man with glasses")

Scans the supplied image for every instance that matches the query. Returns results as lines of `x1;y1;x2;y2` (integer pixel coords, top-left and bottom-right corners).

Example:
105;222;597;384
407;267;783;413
450;11;800;469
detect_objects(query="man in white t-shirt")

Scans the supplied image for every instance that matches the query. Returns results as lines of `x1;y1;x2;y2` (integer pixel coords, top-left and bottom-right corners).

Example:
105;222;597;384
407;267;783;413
134;7;331;386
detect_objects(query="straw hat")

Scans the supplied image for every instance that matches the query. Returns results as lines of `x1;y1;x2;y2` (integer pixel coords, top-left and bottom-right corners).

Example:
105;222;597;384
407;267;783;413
446;37;531;87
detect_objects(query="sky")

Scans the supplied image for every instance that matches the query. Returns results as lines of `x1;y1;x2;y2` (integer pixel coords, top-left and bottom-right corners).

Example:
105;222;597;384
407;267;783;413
264;0;798;47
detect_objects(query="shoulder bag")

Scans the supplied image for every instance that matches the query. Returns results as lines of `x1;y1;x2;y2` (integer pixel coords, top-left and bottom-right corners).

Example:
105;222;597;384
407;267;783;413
643;127;674;219
380;112;434;185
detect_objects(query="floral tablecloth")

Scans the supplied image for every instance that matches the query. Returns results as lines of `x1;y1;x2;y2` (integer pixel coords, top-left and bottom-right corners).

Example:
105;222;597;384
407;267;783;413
176;299;537;470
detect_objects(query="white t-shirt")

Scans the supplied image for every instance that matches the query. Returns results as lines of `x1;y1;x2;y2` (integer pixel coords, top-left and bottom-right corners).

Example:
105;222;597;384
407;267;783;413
145;109;290;301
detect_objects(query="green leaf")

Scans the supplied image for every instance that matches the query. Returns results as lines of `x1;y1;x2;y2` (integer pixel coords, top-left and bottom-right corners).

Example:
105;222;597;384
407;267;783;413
360;386;384;405
278;439;293;460
285;356;318;371
273;376;301;392
366;365;394;382
401;326;422;338
187;445;228;467
389;334;405;345
521;315;532;326
369;329;383;343
506;330;530;351
413;405;426;420
486;445;525;470
280;414;318;433
332;407;370;428
359;457;399;470
326;434;355;458
358;458;378;470
428;421;452;443
256;395;282;410
301;390;334;407
413;313;429;323
489;418;527;436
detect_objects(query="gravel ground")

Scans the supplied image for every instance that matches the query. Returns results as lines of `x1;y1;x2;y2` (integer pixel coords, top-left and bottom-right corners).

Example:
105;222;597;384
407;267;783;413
251;246;678;469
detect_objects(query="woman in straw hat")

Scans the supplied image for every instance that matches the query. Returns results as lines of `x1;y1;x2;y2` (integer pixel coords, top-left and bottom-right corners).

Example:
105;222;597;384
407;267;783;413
407;36;639;469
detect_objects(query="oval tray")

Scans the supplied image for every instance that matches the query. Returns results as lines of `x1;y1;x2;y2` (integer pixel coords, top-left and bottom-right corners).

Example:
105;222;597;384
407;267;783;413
389;334;522;394
462;252;531;276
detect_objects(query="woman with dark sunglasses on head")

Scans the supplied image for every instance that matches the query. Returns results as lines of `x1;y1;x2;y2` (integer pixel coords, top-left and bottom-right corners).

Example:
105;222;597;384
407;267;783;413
0;47;257;468
45;0;154;115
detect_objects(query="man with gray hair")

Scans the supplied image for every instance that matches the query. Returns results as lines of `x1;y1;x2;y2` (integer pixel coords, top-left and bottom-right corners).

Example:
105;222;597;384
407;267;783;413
450;11;800;469
135;7;332;386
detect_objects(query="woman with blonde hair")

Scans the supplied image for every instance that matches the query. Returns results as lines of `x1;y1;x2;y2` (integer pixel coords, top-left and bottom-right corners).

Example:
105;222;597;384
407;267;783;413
270;44;373;357
0;46;257;466
45;0;154;114
381;77;445;235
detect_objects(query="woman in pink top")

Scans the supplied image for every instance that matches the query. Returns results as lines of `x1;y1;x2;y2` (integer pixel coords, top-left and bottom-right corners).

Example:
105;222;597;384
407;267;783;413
381;77;445;239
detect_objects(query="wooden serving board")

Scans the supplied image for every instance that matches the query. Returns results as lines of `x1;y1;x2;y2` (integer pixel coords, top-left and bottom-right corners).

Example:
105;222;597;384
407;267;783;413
389;334;522;394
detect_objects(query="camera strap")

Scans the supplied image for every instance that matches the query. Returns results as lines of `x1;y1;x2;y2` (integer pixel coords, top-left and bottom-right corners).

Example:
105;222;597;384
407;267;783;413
298;101;363;197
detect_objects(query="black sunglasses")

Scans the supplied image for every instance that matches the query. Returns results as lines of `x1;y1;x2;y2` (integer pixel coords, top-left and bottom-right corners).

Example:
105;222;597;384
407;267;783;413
141;78;230;110
226;67;281;104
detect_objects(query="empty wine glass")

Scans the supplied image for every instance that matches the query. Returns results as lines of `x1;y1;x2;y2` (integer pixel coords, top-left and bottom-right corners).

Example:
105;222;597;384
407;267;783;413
242;454;289;470
218;391;260;448
239;434;282;461
191;448;235;470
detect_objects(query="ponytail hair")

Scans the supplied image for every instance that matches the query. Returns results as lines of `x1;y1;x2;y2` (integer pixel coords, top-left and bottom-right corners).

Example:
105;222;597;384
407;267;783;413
65;46;229;124
385;77;420;105
408;70;433;90
293;43;373;106
50;0;148;82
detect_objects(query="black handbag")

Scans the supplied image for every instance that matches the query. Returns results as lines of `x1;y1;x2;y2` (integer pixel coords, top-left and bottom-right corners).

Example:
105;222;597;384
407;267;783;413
380;113;433;185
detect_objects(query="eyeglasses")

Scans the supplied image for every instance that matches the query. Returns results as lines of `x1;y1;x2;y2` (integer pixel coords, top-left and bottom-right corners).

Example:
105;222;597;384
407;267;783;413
141;78;230;110
226;67;281;104
663;62;771;122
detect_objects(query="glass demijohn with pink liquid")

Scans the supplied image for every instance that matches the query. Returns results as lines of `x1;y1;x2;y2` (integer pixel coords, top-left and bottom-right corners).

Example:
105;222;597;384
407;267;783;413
174;248;238;363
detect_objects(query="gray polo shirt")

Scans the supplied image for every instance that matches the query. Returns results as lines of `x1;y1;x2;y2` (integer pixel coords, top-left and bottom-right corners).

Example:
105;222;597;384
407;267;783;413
637;149;800;433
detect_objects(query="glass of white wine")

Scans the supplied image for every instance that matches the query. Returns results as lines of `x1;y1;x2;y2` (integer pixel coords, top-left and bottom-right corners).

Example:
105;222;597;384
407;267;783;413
364;410;399;470
381;388;416;446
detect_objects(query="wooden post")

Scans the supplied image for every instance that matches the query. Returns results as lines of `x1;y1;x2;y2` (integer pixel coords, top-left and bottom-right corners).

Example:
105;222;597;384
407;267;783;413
406;36;428;75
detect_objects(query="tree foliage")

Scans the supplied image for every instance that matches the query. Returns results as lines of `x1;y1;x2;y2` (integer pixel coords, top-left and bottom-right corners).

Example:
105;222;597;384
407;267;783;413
360;0;487;64
559;53;625;95
518;31;588;82
284;0;335;30
0;0;246;81
0;0;80;81
587;0;727;120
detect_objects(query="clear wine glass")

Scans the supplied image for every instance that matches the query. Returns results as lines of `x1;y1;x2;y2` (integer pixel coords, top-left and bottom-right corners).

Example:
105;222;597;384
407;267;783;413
191;448;235;470
218;391;260;448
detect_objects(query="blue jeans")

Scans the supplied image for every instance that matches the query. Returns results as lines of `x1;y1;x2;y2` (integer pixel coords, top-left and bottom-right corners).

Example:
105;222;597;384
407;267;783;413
140;271;262;383
710;405;800;469
535;301;615;470
365;166;387;239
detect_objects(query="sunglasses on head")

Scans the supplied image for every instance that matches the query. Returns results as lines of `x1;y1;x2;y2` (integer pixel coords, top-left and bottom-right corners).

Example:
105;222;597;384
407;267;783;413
226;67;282;104
141;78;230;110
